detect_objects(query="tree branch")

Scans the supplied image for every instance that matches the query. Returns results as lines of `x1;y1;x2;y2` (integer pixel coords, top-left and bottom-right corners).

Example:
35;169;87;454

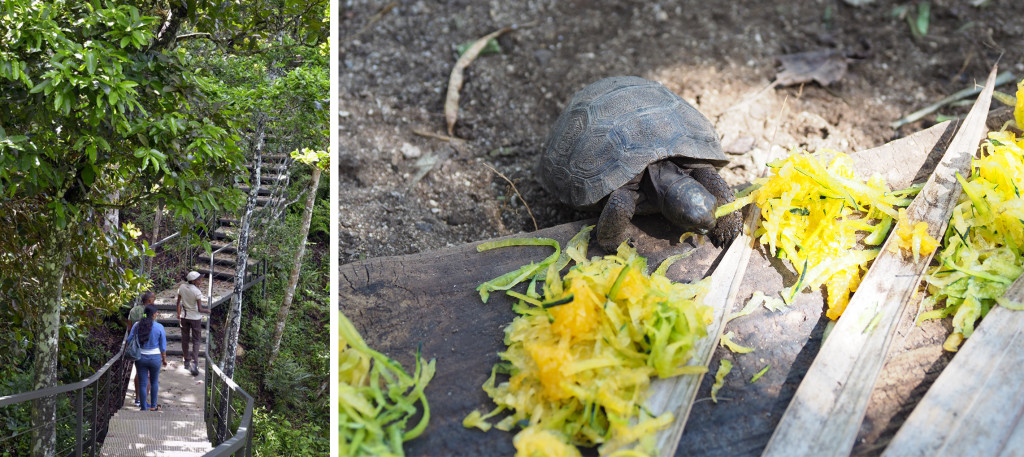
176;32;212;42
152;0;188;50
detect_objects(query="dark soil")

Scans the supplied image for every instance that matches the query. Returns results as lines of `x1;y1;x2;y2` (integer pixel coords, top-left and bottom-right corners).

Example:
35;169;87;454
340;0;1023;264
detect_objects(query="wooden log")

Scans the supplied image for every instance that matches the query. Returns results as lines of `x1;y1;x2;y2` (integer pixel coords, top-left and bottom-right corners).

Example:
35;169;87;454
341;217;727;456
340;119;955;457
880;266;1024;456
760;67;997;457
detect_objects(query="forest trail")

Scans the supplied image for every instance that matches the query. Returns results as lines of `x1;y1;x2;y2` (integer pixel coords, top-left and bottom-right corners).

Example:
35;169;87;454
100;144;288;455
99;359;211;456
97;278;239;457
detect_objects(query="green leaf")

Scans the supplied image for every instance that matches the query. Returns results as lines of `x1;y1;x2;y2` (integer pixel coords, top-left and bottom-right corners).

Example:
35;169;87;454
85;51;97;75
81;164;96;186
29;79;52;94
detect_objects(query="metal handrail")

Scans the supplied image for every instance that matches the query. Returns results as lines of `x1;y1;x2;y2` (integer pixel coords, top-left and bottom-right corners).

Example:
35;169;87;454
151;232;180;250
0;327;133;457
204;356;254;457
208;242;233;301
201;249;258;457
1;230;261;456
0;330;128;407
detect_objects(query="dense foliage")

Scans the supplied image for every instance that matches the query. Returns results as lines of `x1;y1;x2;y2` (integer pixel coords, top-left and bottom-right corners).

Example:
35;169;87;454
242;172;330;455
0;0;327;454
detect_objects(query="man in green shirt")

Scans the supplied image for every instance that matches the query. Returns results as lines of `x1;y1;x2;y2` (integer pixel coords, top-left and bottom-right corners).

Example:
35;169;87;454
128;291;155;405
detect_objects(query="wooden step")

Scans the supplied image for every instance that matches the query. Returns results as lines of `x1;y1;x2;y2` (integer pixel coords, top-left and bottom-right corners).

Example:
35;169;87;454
211;226;238;241
196;264;253;282
235;185;274;196
255;196;283;207
209;240;236;254
262;153;290;163
197;252;259;268
249;162;288;174
259;173;287;184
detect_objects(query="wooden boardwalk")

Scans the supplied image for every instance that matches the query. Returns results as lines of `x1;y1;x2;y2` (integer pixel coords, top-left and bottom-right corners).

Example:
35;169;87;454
99;359;211;457
100;151;284;455
99;280;234;457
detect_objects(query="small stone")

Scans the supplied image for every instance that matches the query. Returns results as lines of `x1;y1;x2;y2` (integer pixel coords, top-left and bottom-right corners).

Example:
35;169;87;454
400;142;421;159
724;136;756;154
533;49;553;67
415;221;432;232
445;212;472;226
655;10;668;21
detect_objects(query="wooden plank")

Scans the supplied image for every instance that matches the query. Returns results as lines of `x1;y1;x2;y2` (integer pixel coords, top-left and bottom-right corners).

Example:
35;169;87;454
339;122;956;457
646;203;757;455
648;118;950;455
676;121;954;457
760;67;997;457
881;277;1024;457
341;217;727;456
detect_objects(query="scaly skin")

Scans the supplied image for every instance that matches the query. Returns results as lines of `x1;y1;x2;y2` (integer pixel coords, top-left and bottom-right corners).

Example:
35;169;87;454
596;188;639;251
690;167;742;247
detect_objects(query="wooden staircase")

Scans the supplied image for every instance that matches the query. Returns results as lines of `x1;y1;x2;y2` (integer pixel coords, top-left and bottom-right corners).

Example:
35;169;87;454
193;152;291;287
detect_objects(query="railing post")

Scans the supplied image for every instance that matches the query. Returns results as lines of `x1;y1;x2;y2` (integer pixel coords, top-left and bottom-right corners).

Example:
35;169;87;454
75;390;84;457
246;418;254;457
91;380;99;457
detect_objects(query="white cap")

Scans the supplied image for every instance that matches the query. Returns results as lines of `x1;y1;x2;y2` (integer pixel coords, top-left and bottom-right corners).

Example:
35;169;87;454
186;271;201;281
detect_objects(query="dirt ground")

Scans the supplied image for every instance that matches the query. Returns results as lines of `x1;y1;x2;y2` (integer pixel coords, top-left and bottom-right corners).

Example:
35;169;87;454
339;0;1024;264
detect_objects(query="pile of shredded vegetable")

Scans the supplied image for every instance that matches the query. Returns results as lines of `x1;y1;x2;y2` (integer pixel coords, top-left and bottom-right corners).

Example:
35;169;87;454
466;227;712;456
920;125;1024;351
716;151;919;319
340;312;435;457
888;208;940;262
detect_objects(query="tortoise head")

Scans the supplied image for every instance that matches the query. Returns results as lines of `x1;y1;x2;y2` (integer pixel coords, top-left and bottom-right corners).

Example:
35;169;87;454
660;175;717;234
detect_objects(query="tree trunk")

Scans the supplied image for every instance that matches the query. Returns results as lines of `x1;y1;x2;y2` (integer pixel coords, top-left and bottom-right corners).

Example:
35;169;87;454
103;190;119;234
30;231;67;457
151;199;164;244
267;166;321;370
221;128;263;379
217;122;263;442
149;199;164;275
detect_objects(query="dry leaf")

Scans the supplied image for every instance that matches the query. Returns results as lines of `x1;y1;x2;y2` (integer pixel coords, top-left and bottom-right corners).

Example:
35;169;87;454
775;50;848;87
444;27;512;136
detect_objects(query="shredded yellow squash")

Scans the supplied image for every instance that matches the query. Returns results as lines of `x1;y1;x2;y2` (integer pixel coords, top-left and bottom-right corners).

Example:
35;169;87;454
710;359;732;403
340;312;436;457
919;126;1024;350
716;151;918;318
468;227;712;456
888;208;940;261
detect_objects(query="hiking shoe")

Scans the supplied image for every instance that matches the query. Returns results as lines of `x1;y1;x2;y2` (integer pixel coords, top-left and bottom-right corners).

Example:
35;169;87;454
191;362;199;376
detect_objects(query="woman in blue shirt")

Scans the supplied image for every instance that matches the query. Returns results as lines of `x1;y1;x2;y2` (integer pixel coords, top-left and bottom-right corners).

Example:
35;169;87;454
127;305;168;411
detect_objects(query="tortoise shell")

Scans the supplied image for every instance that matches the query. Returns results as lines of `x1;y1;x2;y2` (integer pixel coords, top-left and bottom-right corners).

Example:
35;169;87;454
538;76;726;209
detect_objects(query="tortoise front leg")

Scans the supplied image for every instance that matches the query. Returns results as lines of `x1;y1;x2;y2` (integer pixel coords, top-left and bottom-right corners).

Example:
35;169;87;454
597;187;640;252
690;167;742;247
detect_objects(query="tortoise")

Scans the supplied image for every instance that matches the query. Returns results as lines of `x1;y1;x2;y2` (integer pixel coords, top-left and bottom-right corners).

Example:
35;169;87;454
538;76;742;251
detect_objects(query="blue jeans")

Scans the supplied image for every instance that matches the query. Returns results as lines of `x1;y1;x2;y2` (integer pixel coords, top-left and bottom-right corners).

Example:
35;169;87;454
136;354;161;410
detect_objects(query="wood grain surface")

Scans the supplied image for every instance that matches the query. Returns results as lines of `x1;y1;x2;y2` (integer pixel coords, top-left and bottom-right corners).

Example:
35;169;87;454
761;68;995;457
